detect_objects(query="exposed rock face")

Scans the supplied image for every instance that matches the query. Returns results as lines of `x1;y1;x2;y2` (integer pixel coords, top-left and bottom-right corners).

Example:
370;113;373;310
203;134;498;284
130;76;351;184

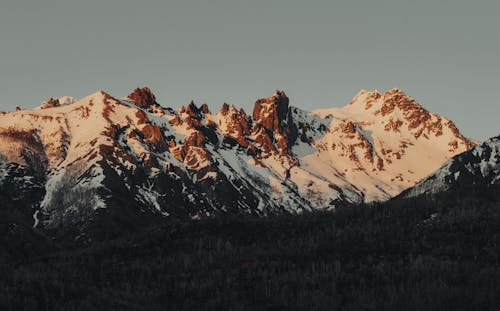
140;124;168;152
200;103;210;114
0;128;48;173
218;104;252;149
0;86;478;242
185;101;201;118
220;103;230;116
252;90;298;156
253;90;289;132
40;98;60;109
127;87;159;109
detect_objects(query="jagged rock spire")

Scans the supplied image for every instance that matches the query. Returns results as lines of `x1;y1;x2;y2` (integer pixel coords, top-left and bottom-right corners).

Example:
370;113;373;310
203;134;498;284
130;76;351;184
253;90;289;132
252;90;297;156
127;87;159;109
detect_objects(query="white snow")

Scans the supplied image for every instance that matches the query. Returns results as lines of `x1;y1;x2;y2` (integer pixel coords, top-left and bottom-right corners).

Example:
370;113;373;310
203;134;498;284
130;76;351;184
405;135;499;197
200;171;218;180
33;210;40;228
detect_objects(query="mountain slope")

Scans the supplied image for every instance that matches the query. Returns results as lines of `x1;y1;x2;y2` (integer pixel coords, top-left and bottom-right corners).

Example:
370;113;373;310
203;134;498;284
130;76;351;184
401;135;499;197
0;87;476;240
309;89;475;200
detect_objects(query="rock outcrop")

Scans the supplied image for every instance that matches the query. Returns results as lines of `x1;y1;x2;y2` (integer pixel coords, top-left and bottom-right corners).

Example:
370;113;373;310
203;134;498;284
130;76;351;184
127;87;159;109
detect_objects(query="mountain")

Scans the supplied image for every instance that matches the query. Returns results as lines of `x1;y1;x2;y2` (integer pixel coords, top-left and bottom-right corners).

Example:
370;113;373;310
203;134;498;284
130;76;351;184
305;88;475;200
401;135;499;197
0;87;475;240
0;155;57;259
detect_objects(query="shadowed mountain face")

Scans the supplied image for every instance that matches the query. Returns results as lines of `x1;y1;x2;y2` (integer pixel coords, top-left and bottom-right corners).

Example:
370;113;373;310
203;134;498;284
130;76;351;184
0;87;476;241
401;135;499;198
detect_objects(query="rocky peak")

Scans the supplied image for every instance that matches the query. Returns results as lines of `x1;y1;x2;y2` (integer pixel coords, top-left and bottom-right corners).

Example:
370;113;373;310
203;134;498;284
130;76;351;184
220;103;230;116
377;89;425;115
40;97;61;109
185;101;201;118
251;90;297;156
127;87;159;109
253;90;289;132
375;89;472;143
200;103;210;114
348;88;422;114
219;105;252;147
349;90;382;110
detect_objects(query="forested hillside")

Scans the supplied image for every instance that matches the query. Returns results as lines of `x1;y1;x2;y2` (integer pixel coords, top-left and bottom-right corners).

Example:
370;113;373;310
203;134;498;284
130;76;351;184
1;185;499;311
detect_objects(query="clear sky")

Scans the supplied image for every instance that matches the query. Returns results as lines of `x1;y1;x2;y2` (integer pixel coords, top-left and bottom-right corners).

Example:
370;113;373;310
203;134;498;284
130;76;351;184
0;0;498;140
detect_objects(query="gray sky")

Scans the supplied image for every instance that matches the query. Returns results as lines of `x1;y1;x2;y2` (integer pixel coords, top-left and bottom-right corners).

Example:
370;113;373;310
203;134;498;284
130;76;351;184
0;0;498;140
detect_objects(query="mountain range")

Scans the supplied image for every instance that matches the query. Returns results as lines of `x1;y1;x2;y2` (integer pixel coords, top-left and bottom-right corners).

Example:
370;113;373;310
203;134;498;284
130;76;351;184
0;87;496;241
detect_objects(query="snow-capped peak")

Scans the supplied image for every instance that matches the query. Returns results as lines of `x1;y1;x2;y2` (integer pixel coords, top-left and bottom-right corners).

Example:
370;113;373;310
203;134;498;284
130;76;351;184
306;89;476;201
0;87;479;235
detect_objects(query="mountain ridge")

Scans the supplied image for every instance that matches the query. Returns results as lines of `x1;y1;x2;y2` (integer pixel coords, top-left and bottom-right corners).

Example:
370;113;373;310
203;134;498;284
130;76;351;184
401;134;500;198
0;87;477;240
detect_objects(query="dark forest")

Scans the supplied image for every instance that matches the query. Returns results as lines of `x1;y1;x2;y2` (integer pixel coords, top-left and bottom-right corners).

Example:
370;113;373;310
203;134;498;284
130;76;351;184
1;185;499;311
